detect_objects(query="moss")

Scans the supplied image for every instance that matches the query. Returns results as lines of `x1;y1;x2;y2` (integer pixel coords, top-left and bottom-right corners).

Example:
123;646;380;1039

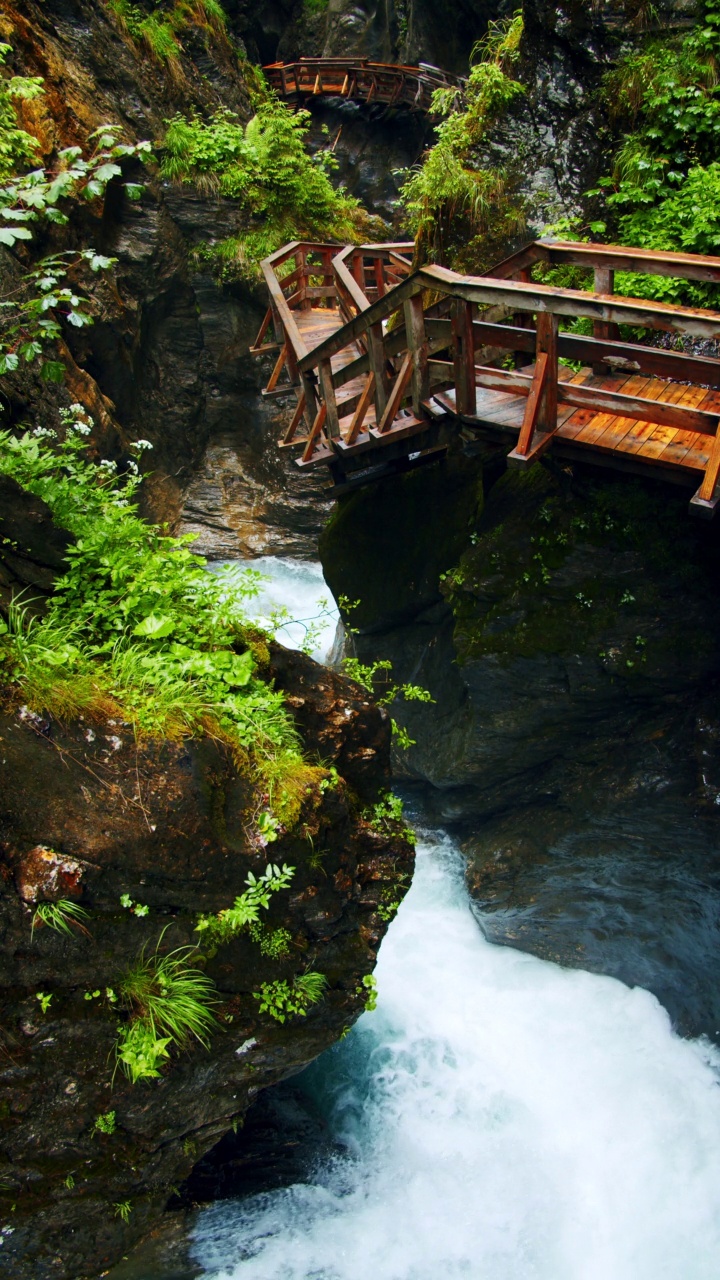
442;467;719;672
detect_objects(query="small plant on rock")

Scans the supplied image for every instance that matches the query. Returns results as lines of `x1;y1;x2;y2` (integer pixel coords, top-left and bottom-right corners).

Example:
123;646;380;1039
31;899;90;940
115;939;219;1084
254;972;328;1024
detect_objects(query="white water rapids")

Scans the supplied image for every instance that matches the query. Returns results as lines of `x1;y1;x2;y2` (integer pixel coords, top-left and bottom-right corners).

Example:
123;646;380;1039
191;558;720;1280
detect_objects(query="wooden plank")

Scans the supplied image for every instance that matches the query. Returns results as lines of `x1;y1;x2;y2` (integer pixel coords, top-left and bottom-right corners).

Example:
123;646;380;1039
507;353;549;466
369;414;427;445
557;379;720;436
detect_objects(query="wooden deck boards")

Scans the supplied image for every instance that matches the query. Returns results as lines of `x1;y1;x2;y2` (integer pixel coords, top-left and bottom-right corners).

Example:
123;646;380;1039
276;305;720;492
436;364;720;480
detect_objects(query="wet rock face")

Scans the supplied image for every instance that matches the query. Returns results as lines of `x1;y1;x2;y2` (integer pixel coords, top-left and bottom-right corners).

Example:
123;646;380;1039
0;646;413;1280
330;463;720;812
0;476;73;614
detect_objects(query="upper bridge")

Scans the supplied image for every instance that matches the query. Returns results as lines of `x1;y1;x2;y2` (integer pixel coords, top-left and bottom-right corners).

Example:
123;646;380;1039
251;238;720;515
263;58;465;113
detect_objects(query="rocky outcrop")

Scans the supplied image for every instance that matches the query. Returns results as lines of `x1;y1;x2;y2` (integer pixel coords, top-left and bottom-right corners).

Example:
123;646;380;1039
0;476;73;614
0;643;413;1279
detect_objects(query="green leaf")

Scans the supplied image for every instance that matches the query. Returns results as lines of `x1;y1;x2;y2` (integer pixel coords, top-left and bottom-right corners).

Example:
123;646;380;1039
0;226;33;245
41;360;66;382
93;162;122;185
124;184;143;200
132;614;175;638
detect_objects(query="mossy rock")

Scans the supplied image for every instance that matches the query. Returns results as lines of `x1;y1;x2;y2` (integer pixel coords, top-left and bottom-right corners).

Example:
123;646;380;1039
319;455;484;633
442;465;720;679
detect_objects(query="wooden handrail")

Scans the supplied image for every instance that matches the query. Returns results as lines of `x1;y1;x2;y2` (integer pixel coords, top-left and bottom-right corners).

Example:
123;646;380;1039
488;238;720;286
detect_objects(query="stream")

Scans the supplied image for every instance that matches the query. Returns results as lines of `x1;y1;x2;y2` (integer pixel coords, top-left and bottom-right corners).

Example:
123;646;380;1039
126;557;720;1279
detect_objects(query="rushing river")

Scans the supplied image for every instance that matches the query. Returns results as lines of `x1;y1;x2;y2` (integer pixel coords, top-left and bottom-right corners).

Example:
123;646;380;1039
120;557;720;1280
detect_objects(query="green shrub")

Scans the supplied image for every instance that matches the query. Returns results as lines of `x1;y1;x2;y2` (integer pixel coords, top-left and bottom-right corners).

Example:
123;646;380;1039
586;0;720;306
0;407;307;799
161;97;369;275
399;12;525;270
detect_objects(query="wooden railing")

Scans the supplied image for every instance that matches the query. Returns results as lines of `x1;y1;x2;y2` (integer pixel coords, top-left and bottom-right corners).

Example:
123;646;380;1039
263;58;464;113
253;237;720;512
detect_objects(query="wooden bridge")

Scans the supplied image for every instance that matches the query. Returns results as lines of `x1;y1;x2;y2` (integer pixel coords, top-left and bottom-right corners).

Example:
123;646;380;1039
251;238;720;515
263;58;464;113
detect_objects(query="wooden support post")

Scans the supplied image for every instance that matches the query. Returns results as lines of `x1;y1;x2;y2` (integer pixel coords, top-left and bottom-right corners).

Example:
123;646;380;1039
319;358;340;439
506;354;549;468
301;402;327;463
374;257;386;299
353;252;365;296
374;353;413;434
513;269;534;369
297;248;310;310
280;392;307;445
404;294;430;415
592;266;620;372
536;310;559;433
321;249;334;309
265;343;287;394
345;374;375;444
452;300;475;417
300;371;319;431
690;420;720;516
368;322;388;419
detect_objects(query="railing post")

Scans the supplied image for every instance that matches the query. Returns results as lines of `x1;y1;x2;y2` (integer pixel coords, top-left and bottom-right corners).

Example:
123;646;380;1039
513;270;534;369
452;299;475;416
536;310;558;433
319;358;340;439
297;247;310;310
403;294;429;415
368;322;388;420
592;265;619;373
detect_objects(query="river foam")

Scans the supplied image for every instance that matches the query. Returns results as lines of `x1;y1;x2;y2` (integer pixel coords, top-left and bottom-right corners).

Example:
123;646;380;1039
191;825;720;1280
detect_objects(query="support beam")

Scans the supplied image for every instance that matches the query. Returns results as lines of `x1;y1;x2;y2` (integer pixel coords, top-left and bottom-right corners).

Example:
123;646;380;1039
592;266;620;372
319;359;341;439
452;300;475;416
404;294;430;414
536;311;559;433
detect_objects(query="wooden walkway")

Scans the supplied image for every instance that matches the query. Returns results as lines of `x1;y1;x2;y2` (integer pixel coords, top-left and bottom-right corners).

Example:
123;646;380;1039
251;239;720;515
263;58;464;114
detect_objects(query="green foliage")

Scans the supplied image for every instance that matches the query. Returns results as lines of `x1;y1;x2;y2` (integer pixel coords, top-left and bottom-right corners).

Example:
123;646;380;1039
254;971;328;1024
0;96;150;380
114;1200;132;1222
399;12;525;269
0;43;43;181
121;894;149;917
93;1111;117;1136
589;0;720;306
116;940;219;1083
31;899;90;939
248;922;293;958
35;991;52;1013
0;408;305;790
359;973;377;1011
195;862;294;951
342;654;433;750
161;97;366;275
106;0;227;67
365;791;416;845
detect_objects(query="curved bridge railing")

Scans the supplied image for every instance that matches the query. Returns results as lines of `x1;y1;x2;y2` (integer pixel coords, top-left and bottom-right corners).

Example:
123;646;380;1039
251;237;720;513
263;58;465;113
